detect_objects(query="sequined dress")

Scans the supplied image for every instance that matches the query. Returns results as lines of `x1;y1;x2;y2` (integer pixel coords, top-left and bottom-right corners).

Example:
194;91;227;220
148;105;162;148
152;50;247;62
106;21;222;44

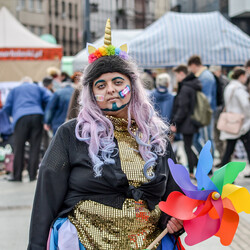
68;116;161;249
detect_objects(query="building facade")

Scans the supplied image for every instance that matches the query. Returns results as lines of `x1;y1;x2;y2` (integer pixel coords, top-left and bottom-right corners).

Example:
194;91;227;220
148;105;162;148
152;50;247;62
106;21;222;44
87;0;170;42
47;0;83;56
0;0;83;56
0;0;172;56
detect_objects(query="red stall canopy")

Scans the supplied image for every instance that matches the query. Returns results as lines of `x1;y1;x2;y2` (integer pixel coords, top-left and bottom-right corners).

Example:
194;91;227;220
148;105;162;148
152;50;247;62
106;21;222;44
0;6;62;81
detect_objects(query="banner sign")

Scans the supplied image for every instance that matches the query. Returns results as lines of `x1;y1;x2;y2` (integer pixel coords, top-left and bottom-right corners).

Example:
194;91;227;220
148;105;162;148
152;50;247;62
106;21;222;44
0;48;63;60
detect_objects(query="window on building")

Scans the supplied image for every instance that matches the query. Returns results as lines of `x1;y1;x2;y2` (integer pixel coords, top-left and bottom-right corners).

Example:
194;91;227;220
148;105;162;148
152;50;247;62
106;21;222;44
63;26;66;42
75;28;79;41
18;0;25;9
37;0;43;11
69;3;72;19
30;25;35;33
38;27;43;36
28;0;34;10
91;31;96;41
75;4;78;20
75;28;79;52
55;0;58;17
55;25;59;42
90;3;98;12
62;1;66;18
49;23;52;34
69;27;73;41
49;0;52;15
69;27;73;55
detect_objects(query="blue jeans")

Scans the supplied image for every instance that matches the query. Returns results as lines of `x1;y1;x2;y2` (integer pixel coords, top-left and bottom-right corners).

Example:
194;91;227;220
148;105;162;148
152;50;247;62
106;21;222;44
193;116;215;157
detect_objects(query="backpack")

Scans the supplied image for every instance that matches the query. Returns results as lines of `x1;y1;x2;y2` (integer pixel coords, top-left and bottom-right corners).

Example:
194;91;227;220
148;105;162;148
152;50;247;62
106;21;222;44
191;91;213;127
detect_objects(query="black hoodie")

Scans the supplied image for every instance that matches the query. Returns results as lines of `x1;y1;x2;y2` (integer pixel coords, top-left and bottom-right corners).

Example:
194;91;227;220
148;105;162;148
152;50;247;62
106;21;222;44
172;73;202;134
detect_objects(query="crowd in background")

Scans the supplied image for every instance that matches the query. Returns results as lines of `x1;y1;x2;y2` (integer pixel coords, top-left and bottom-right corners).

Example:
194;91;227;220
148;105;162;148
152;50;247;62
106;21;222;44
0;55;249;182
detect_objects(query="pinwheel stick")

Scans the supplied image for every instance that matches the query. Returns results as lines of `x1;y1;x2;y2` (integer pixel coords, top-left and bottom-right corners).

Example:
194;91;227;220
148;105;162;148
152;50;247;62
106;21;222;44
146;227;168;249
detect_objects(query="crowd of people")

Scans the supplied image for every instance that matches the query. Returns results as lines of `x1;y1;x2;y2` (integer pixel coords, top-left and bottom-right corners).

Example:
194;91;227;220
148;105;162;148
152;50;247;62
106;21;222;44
0;56;250;182
149;56;250;179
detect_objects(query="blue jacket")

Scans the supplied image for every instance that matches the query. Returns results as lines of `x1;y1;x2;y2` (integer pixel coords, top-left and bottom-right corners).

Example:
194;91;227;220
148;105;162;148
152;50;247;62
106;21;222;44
0;109;13;135
150;88;174;123
198;69;217;111
1;82;51;129
44;85;74;134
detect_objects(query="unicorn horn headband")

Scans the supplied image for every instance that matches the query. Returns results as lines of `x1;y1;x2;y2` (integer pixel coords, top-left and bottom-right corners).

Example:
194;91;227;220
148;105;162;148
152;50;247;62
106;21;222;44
104;18;111;47
87;18;129;63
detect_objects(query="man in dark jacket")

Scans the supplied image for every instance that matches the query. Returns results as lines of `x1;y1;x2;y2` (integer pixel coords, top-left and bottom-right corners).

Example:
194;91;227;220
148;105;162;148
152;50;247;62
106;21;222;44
172;65;202;178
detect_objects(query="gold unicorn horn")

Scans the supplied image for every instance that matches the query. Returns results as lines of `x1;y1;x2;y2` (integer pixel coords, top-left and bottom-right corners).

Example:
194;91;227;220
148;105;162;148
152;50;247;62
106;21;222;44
104;18;111;47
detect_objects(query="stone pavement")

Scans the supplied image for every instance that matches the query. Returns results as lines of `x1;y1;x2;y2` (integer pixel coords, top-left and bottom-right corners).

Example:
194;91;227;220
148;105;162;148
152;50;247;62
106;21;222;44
0;142;250;250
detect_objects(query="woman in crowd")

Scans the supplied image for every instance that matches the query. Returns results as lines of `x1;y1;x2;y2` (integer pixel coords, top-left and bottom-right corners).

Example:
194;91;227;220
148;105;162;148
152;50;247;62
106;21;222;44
28;20;183;250
220;68;250;177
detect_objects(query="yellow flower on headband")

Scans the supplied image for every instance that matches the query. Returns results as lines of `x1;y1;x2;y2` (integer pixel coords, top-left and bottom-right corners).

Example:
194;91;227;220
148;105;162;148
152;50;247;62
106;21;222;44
99;46;108;56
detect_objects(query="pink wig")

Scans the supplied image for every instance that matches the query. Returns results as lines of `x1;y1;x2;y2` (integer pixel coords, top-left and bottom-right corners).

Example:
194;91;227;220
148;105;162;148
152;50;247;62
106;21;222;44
76;56;169;179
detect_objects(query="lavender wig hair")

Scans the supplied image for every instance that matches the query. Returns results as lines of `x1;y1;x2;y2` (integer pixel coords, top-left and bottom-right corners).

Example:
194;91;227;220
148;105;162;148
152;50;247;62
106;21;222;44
75;56;169;179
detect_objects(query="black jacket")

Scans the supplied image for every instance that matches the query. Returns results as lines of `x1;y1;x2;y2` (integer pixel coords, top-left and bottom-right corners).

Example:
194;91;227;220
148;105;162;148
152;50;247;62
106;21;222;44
28;119;181;249
172;73;202;134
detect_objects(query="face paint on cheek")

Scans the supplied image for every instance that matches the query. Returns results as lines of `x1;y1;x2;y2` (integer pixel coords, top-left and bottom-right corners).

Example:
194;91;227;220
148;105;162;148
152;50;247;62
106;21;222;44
95;95;104;102
119;85;131;98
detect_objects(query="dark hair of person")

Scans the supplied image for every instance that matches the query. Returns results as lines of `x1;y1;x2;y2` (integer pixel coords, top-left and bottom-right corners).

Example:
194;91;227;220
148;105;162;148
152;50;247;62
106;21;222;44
187;55;202;66
245;59;250;68
42;77;53;87
83;56;137;87
231;67;246;80
61;72;71;82
173;64;188;75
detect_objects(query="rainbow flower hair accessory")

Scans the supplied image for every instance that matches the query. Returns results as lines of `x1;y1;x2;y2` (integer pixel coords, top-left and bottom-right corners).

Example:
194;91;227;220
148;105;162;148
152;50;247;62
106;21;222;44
87;19;129;64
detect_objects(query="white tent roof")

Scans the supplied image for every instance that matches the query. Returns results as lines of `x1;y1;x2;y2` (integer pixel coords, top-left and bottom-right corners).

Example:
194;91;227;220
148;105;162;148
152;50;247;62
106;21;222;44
129;11;250;67
0;6;60;48
73;29;143;71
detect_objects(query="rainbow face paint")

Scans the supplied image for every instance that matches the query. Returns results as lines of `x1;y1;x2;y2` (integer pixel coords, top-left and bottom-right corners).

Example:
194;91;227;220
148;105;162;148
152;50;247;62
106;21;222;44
119;85;130;98
95;95;104;102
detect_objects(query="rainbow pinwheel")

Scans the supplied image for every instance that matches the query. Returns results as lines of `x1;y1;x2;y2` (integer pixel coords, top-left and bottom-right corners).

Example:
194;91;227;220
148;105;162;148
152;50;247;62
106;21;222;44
159;141;250;246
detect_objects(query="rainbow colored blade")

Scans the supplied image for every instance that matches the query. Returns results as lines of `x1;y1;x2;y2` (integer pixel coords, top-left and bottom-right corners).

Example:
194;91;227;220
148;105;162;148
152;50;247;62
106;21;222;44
211;162;245;194
184;196;223;245
195;141;218;192
221;184;250;213
168;158;213;200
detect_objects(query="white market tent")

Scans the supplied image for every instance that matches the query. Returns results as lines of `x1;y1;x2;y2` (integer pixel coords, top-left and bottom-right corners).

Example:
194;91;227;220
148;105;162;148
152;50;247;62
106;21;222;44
0;6;62;81
128;11;250;68
73;29;143;71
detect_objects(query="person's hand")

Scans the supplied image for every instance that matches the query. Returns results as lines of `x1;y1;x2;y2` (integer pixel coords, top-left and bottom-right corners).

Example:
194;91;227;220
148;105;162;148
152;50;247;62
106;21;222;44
170;125;177;133
169;125;176;142
166;217;183;234
44;124;50;131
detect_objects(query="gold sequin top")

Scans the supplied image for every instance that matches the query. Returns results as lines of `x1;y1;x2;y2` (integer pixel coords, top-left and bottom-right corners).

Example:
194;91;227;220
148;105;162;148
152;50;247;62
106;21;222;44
68;116;161;249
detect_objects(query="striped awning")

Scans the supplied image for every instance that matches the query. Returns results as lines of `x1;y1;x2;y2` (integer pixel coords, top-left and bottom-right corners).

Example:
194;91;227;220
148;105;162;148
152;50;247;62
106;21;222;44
129;11;250;68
